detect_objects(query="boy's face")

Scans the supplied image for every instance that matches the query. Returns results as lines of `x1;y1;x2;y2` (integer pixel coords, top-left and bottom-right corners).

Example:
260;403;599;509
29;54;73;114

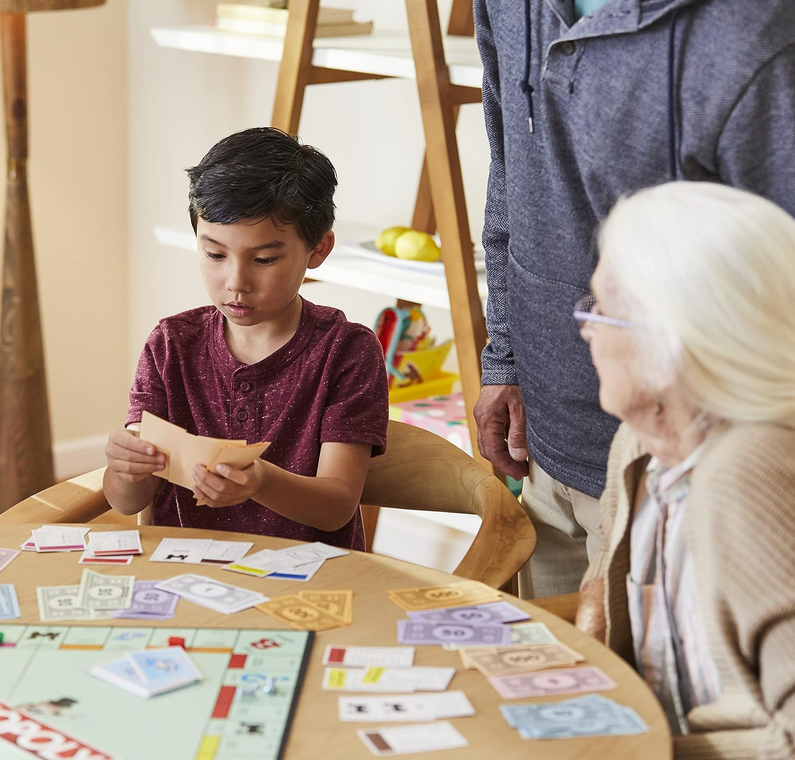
196;216;332;330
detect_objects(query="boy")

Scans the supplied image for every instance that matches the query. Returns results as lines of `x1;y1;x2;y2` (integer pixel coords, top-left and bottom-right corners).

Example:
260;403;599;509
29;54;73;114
104;127;389;550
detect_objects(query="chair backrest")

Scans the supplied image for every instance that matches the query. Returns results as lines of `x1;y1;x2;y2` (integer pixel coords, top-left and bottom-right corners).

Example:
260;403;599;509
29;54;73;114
0;422;536;588
0;468;110;525
362;421;536;588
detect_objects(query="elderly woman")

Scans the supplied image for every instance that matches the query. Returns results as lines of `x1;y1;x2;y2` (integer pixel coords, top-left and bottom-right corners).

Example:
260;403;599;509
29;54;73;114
573;182;795;759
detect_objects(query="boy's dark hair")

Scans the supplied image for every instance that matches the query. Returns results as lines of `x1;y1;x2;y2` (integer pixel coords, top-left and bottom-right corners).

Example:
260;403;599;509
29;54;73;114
187;127;337;247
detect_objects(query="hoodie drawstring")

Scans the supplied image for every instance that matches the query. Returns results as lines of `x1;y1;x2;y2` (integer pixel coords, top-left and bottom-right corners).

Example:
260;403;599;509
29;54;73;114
667;8;681;180
522;0;535;133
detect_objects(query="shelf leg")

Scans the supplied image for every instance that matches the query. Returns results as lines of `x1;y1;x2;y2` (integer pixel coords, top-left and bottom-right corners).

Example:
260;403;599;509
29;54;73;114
270;0;320;133
411;0;474;233
406;0;491;472
0;13;55;512
447;0;475;36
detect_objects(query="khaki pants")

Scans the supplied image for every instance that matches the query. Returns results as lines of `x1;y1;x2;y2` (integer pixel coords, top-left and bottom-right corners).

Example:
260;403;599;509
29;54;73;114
519;460;602;599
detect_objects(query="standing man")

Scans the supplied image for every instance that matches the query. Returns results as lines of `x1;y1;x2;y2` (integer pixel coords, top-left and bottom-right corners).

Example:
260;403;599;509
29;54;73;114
473;0;795;598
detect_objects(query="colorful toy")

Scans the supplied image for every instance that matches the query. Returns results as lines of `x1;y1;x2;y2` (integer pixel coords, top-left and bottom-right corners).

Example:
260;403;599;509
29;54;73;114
374;307;456;401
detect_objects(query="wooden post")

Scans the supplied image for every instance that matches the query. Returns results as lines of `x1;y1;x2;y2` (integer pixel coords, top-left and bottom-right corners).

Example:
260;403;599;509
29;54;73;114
0;13;54;511
270;0;320;133
411;0;479;234
406;0;489;469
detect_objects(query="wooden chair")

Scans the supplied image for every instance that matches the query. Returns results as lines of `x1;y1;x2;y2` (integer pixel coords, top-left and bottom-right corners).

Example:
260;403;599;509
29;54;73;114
0;421;536;590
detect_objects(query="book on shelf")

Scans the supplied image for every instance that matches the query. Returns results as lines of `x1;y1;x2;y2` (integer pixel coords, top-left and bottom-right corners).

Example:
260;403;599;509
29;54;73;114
216;17;374;38
217;3;355;26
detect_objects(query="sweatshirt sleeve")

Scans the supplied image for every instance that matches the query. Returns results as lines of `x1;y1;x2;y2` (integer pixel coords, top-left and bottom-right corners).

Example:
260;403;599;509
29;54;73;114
717;43;795;217
474;0;518;386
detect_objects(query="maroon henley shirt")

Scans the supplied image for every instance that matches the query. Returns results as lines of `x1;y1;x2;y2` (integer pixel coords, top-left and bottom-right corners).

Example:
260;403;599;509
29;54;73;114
126;298;389;550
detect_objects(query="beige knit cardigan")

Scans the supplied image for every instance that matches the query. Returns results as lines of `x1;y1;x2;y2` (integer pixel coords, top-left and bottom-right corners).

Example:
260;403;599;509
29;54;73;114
580;421;795;759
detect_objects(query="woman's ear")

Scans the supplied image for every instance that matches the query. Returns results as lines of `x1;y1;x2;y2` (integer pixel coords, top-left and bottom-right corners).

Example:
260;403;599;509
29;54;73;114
307;230;335;269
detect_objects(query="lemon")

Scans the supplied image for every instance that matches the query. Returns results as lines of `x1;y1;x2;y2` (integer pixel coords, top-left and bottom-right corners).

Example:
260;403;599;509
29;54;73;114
394;230;441;263
375;226;409;257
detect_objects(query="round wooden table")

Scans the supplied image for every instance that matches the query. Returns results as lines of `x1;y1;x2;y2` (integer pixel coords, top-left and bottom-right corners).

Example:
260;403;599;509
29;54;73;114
0;524;672;759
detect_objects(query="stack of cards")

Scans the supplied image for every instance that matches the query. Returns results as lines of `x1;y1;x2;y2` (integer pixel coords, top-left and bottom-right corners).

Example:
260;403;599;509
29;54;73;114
149;538;253;566
500;694;649;739
21;526;90;553
91;646;202;698
358;723;468;756
111;580;180;621
255;591;352;631
322;666;455;693
139;410;269;506
0;584;20;621
37;570;135;622
388;581;502;613
224;542;349;581
154;574;268;614
0;548;20;575
340;691;474;723
81;530;143;566
324;645;414;669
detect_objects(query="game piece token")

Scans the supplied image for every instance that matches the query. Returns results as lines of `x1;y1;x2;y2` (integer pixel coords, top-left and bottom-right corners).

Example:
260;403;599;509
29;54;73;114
168;636;186;649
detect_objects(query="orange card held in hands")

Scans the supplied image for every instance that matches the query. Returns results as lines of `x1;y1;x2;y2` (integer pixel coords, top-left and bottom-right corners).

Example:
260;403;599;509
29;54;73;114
139;411;270;503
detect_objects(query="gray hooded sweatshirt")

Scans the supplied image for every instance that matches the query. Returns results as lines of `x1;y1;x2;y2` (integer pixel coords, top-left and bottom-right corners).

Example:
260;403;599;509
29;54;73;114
475;0;795;497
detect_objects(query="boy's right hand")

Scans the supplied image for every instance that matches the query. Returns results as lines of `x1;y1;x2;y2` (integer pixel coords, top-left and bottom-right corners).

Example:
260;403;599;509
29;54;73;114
105;428;166;483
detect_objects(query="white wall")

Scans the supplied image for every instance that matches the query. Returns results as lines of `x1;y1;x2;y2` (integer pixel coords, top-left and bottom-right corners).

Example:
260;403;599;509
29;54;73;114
0;0;128;478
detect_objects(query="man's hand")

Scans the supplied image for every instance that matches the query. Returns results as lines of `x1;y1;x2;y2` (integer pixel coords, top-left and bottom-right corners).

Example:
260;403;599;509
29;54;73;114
473;384;530;479
192;459;266;508
105;428;166;484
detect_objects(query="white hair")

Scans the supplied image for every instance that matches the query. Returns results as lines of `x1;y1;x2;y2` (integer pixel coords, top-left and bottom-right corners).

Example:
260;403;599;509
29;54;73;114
598;181;795;427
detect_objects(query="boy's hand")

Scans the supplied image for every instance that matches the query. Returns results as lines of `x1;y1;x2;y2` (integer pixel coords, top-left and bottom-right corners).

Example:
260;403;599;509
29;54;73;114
105;428;166;483
192;459;265;508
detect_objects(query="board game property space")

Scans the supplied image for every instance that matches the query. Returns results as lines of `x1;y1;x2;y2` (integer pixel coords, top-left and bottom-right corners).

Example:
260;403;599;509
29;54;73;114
0;625;313;760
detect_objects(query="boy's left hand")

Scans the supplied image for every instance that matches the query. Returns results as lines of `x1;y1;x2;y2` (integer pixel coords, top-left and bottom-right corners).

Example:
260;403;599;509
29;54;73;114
192;459;265;508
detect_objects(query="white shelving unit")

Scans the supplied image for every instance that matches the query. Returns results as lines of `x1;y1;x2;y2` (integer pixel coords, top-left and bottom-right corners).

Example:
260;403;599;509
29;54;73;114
151;25;487;310
151;25;483;88
154;221;487;310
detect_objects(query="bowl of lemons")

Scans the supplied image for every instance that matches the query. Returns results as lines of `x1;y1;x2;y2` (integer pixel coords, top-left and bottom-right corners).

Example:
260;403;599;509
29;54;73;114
346;226;485;274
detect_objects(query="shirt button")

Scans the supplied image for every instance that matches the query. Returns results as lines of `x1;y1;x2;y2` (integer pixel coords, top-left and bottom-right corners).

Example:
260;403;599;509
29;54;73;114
236;410;248;422
240;382;251;392
559;41;576;56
